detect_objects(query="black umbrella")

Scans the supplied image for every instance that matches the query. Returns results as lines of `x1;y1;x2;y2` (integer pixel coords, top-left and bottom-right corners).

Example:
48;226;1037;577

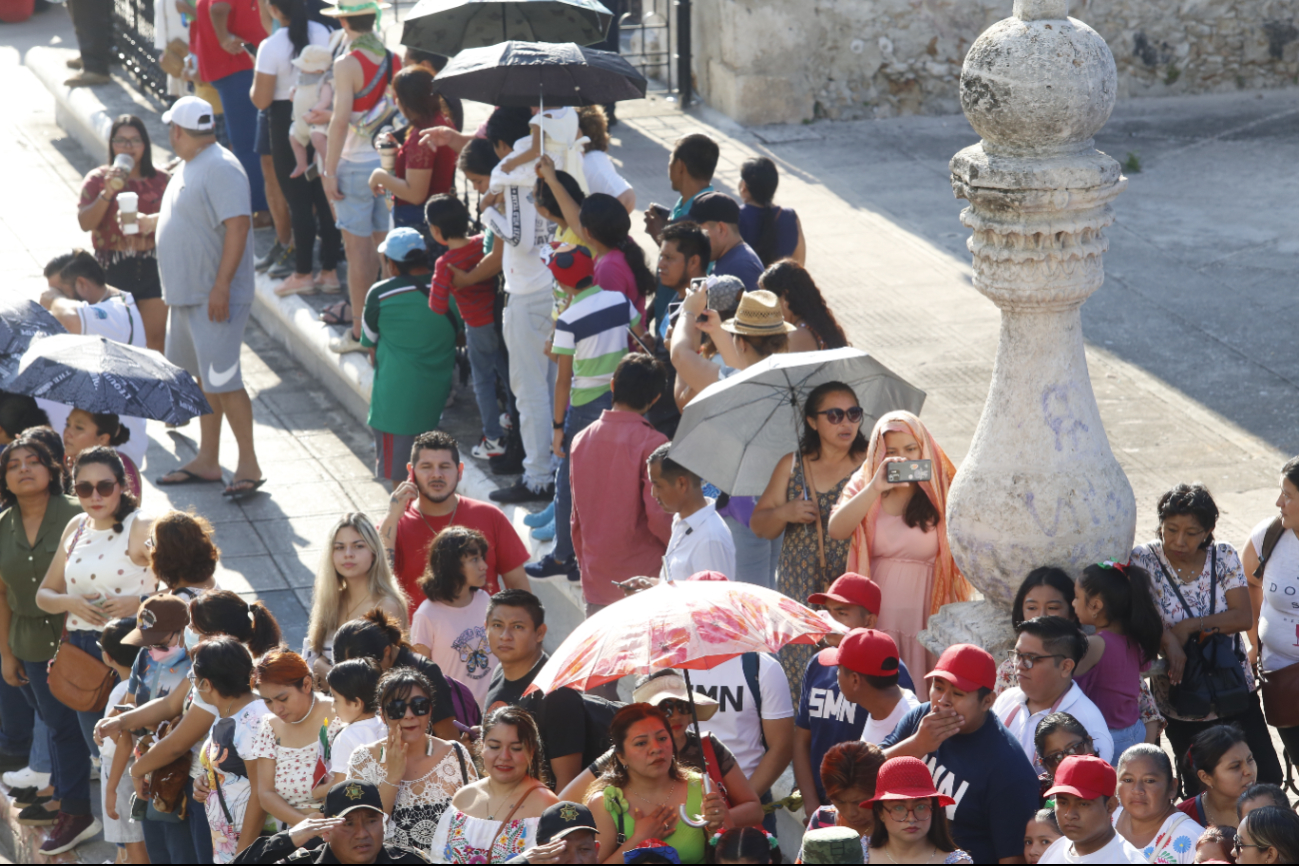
431;40;646;106
0;298;65;385
7;334;212;424
402;0;612;57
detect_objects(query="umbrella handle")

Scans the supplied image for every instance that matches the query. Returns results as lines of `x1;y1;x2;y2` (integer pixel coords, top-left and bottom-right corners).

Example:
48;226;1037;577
679;670;713;828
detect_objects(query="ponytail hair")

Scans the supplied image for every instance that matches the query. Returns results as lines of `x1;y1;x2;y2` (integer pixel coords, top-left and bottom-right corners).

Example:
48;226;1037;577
579;193;653;299
189;589;283;658
1077;562;1164;664
269;0;309;58
72;445;138;533
333;607;411;664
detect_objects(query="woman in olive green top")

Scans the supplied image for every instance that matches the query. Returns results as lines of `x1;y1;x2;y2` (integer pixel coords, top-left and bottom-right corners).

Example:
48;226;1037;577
0;435;93;835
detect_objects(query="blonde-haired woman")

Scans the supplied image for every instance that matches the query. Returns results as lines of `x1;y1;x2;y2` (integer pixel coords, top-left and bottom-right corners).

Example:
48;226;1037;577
827;411;973;676
304;513;410;686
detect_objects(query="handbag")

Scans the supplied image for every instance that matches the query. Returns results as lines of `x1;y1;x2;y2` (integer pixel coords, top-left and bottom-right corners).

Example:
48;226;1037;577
48;519;118;714
1154;547;1251;719
1259;663;1299;728
146;718;190;818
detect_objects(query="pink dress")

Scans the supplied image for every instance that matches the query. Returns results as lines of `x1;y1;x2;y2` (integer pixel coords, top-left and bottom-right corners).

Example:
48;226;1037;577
870;512;940;677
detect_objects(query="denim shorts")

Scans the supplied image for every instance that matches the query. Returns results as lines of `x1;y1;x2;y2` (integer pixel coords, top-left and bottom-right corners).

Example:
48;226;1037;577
334;158;389;237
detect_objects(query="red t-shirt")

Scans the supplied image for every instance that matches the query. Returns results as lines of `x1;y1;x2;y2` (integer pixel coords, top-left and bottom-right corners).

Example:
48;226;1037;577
431;236;495;328
393;496;529;616
78;167;171;258
191;0;265;83
395;115;457;206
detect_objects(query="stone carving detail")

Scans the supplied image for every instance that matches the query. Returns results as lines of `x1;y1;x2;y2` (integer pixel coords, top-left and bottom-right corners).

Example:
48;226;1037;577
932;0;1137;650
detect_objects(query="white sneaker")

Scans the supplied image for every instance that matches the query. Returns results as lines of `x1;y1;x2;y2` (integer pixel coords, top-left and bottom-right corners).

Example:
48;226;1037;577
3;767;50;788
472;437;507;459
329;332;366;355
500;412;514;432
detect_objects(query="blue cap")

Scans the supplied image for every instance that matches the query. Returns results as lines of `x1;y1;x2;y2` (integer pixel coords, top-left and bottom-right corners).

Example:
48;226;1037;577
377;227;426;263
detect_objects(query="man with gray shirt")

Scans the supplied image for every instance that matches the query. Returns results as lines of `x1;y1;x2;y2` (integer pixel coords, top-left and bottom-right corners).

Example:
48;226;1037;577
148;96;264;498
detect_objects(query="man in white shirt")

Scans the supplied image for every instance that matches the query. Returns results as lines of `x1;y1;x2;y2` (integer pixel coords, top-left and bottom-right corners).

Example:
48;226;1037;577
824;628;921;746
1040;755;1145;863
40;250;148;467
993;616;1114;771
646;443;735;582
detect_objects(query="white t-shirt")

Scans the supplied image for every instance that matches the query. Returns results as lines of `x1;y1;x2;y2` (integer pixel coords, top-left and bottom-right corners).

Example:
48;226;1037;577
993;681;1114;771
582;150;632;200
1251;517;1299;674
329;714;386;775
691;653;794;779
861;688;921;746
254;23;332;101
1039;831;1146;863
99;680;132;767
410;591;498;709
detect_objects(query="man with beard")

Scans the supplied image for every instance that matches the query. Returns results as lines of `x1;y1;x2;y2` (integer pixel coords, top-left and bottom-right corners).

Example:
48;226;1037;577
379;431;530;616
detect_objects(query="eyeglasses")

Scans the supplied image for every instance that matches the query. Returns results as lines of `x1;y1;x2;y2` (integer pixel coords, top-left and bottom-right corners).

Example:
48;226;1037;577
111;137;143;146
74;480;120;499
384;696;432;720
1008;650;1066;670
814;407;864;425
658;699;693;719
1233;839;1266;857
882;802;932;821
1041;739;1094;770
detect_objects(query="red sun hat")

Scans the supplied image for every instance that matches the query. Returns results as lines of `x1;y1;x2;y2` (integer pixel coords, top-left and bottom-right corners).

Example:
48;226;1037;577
821;628;900;677
689;571;730;582
923;643;996;693
807;572;882;614
543;242;594;290
1043;755;1116;801
863;757;956;807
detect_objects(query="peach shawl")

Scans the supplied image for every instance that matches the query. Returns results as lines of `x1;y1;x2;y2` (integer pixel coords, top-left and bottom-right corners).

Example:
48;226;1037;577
835;410;972;616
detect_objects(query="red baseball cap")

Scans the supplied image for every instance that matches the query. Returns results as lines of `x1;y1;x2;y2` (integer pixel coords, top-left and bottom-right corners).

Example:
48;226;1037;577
544;242;594;290
1044;755;1116;800
924;643;996;693
863;756;955;807
807;573;882;614
820;628;900;677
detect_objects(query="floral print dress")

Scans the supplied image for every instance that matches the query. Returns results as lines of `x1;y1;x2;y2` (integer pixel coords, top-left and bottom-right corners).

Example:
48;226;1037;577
249;712;346;828
429;809;539;863
348;740;477;850
202;700;272;863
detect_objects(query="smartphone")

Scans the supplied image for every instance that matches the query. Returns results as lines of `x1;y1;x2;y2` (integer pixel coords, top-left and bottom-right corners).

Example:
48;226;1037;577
688;277;708;294
666;300;683;322
887;459;933;484
129;793;148;822
649;203;670;221
113;704;133;714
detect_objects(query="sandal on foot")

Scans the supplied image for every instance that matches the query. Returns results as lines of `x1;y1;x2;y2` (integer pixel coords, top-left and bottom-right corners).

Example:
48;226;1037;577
274;273;318;296
155;469;222;486
319;300;352;326
222;478;267;499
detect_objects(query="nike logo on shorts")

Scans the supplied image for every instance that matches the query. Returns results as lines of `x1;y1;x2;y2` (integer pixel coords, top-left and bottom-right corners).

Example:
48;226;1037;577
208;361;240;388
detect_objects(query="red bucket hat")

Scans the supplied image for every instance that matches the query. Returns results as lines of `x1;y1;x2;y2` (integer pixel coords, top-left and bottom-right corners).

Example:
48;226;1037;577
862;756;956;808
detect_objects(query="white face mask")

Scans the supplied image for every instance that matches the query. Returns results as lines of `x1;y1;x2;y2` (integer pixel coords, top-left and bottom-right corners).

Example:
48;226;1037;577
183;626;201;653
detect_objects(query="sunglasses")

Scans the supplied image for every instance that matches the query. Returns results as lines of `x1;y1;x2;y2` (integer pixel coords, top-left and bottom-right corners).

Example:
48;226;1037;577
1041;739;1094;770
384;696;432;720
74;480;120;499
814;407;864;425
658;699;693;719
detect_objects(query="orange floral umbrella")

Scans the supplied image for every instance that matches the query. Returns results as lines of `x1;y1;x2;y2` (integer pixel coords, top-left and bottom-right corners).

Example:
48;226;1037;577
524;575;835;696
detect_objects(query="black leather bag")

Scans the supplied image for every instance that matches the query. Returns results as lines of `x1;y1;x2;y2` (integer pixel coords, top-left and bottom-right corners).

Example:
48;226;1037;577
1156;547;1251;719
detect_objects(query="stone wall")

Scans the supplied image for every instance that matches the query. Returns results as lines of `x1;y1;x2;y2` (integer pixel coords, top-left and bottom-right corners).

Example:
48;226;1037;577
692;0;1299;125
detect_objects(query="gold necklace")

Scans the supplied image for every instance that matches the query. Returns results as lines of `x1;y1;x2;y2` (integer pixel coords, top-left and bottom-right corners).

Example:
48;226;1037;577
484;778;526;820
631;779;677;811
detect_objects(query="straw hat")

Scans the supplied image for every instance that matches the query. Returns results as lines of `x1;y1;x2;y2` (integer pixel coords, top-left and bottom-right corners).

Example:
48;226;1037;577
320;1;390;17
719;289;797;337
632;673;719;722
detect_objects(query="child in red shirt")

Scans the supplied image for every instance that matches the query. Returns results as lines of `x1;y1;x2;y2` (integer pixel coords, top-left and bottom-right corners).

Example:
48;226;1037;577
426;194;511;456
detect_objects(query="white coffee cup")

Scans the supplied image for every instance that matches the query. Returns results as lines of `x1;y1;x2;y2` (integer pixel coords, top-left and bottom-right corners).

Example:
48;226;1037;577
118;191;139;235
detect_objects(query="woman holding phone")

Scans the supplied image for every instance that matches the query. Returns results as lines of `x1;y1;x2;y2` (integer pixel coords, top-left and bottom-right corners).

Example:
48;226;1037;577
827;411;971;676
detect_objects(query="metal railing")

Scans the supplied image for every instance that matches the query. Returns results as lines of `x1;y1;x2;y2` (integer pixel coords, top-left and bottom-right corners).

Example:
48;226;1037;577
113;0;169;101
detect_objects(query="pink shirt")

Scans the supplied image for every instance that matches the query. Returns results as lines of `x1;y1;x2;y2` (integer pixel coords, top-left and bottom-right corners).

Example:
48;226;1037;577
410;591;497;711
593;248;645;321
1075;629;1148;729
570;410;673;605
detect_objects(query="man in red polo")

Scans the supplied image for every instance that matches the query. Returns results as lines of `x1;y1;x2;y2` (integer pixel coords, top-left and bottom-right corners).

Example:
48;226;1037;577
378;430;530;615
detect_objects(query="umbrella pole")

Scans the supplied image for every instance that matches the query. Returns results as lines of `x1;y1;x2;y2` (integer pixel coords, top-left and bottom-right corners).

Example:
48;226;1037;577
791;389;827;573
680;668;711;792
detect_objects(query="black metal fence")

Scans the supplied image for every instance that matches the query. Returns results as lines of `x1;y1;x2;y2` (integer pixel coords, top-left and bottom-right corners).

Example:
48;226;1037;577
113;0;169;101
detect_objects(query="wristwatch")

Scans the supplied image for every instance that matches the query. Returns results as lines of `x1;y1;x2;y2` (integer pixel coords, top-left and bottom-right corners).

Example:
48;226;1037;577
553;420;564;430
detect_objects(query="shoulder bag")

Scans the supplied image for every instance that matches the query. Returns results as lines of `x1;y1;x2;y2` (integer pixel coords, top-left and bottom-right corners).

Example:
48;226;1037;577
1153;546;1251;719
48;518;118;713
146;718;191;818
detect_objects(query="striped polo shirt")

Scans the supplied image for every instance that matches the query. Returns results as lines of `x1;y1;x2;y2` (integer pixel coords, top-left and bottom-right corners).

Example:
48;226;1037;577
552;286;641;406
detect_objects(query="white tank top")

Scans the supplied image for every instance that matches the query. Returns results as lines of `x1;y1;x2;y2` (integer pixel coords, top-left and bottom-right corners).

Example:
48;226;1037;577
63;511;158;631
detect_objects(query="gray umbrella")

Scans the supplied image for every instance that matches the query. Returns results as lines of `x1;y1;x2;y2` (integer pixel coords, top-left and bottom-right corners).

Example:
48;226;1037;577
430;40;646;106
0;298;65;386
402;0;612;56
670;348;926;497
7;334;212;424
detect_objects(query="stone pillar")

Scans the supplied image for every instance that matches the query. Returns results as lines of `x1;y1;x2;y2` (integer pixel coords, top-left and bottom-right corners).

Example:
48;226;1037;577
920;0;1136;660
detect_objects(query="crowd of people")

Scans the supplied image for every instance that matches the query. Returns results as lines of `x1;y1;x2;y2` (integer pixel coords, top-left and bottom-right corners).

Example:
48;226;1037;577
2;0;1297;862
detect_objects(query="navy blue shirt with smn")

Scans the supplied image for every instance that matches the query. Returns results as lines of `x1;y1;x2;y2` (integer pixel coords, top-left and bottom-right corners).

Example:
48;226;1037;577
879;701;1040;865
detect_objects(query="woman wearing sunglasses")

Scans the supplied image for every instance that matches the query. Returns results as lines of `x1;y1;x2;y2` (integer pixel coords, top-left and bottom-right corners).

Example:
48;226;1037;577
753;381;868;692
859;756;971;864
37;447;156;760
347;667;478;851
249;649;343;831
829;411;972;677
557;672;764;830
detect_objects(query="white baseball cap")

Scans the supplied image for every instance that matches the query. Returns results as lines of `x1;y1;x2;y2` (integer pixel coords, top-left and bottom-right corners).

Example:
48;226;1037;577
161;95;215;132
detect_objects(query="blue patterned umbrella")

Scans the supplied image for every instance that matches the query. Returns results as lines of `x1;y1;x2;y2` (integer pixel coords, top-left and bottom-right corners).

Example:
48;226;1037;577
7;334;212;424
0;297;65;387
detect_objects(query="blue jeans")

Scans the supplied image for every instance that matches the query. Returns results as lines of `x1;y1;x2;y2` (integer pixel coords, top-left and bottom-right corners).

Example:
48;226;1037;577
211;69;268;213
724;515;783;590
141;778;211;862
68;630;103;761
1110;717;1146;762
0;674;33;757
554;391;614;563
30;715;51;773
22;654;90;814
465;323;511;441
